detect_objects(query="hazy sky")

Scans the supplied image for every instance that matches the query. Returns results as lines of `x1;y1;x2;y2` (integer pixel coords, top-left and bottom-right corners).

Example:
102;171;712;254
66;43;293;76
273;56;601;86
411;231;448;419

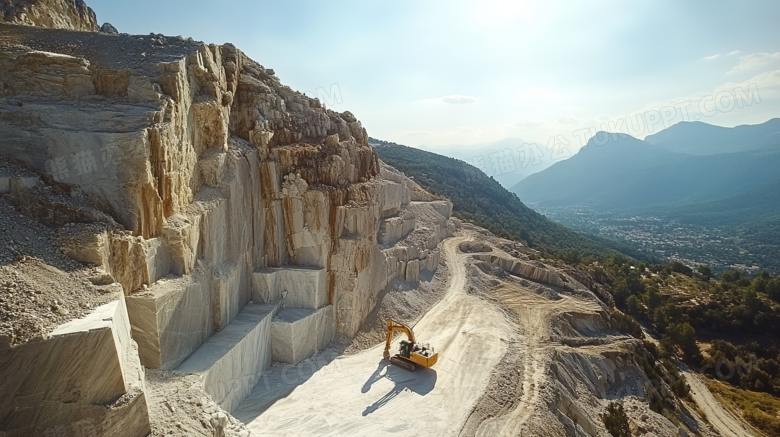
89;0;780;152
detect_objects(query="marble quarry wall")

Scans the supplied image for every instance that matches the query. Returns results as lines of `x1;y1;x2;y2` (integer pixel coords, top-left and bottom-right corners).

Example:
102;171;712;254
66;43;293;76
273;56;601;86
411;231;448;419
0;8;458;432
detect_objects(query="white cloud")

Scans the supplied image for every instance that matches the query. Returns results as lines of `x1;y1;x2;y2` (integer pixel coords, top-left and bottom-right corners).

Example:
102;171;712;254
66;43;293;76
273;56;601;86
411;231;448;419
515;119;544;128
558;116;577;124
422;95;478;104
728;52;780;74
719;69;780;99
587;68;780;142
516;87;564;102
703;51;739;61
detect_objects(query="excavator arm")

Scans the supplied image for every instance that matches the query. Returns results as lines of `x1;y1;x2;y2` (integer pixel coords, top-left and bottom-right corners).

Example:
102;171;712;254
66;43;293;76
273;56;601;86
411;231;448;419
383;318;415;359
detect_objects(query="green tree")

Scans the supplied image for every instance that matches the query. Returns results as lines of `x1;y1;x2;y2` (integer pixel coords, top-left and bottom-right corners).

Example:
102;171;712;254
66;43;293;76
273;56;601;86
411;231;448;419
667;322;701;361
612;311;645;339
628;295;641;317
752;276;768;294
743;288;762;313
559;249;581;265
722;269;741;282
602;402;631;437
654;302;683;332
767;278;780;302
669;261;693;275
645;286;662;312
697;264;713;280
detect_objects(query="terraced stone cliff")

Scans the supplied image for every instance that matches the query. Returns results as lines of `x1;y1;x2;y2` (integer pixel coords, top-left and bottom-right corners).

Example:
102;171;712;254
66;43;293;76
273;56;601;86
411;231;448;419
1;0;98;31
0;8;455;436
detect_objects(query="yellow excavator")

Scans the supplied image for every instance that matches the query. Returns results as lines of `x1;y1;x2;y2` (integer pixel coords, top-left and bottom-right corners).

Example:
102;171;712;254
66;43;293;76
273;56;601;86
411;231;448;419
383;318;438;371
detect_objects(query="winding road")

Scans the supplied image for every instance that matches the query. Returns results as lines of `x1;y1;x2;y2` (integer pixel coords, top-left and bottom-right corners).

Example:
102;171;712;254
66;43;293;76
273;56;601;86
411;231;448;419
234;235;513;436
680;365;758;437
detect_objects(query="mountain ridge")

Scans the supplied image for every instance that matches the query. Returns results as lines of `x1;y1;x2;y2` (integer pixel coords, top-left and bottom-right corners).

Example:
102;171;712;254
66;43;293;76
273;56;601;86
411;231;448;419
644;118;780;155
512;130;780;210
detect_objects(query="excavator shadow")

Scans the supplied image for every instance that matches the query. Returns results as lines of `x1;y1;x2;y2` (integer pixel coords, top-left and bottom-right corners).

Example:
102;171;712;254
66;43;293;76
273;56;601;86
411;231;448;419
361;360;437;416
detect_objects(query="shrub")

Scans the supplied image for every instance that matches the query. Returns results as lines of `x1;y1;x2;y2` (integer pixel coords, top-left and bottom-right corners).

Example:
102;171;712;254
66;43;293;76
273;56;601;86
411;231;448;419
767;278;780;301
672;377;690;397
602;402;631;437
697;264;713;280
668;261;693;276
722;269;742;282
612;311;645;339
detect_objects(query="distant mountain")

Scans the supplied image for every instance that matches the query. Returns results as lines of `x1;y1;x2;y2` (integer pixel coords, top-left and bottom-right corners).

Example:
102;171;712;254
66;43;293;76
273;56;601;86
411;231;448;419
512;131;780;210
644;118;780;155
415;138;557;190
370;137;623;259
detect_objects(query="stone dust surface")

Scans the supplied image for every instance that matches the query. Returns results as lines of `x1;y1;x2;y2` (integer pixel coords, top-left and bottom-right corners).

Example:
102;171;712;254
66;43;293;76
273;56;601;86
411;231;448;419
146;370;251;437
0;193;116;345
236;234;514;436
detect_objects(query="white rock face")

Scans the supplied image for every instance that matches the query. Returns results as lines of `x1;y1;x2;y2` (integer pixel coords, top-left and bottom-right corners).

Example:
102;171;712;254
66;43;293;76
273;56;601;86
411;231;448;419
270;306;335;365
472;253;566;288
252;266;327;310
378;210;416;246
176;302;279;413
126;266;213;370
0;294;150;436
0;20;458;431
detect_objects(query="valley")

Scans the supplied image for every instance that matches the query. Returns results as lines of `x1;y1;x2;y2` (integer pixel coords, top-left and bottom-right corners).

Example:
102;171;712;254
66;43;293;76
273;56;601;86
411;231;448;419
538;205;770;274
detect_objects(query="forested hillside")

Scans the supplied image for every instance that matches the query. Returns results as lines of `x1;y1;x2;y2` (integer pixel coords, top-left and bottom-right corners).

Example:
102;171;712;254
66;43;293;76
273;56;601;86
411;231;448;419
372;138;621;259
599;256;780;435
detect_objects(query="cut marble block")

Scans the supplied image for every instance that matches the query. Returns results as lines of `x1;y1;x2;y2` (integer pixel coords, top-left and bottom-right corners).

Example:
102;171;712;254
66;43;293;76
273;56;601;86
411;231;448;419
472;253;565;288
252;266;327;310
407;200;453;222
211;259;251;330
10;176;41;191
378;211;416;246
176;302;279;413
378;179;408;217
271;306;335;365
405;258;421;283
126;270;213;369
144;237;172;284
197;188;230;265
0;296;151;436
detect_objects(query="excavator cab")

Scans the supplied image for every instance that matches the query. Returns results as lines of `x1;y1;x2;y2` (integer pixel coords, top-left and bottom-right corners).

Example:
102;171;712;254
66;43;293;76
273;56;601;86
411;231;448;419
399;340;412;358
383;319;438;371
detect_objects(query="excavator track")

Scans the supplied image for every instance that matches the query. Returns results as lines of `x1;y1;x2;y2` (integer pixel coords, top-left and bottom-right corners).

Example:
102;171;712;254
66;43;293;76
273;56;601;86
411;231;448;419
390;355;416;372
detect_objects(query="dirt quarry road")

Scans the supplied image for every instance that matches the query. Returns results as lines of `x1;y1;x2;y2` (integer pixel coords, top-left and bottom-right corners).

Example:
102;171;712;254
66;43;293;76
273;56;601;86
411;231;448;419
235;235;513;436
681;367;756;437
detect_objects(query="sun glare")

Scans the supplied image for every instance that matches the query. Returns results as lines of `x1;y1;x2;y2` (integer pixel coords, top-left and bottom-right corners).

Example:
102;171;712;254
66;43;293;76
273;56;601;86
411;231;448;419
473;0;533;24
